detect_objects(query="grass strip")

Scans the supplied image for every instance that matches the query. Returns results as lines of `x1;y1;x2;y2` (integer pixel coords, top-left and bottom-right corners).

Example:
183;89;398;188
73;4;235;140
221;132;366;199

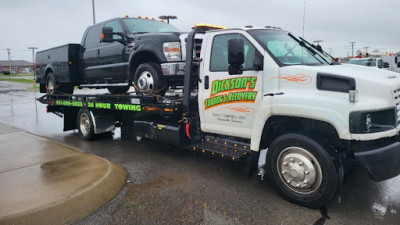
0;78;36;83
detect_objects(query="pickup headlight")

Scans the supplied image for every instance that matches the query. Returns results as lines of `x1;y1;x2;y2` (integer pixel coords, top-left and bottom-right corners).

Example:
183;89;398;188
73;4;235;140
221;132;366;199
349;108;397;133
163;42;181;61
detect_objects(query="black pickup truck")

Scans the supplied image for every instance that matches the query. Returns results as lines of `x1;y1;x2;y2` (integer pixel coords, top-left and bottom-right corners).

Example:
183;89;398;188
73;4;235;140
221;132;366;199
36;17;188;94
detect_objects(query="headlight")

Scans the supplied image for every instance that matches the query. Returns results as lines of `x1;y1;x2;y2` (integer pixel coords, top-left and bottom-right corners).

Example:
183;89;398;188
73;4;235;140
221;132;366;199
163;42;181;61
349;108;397;133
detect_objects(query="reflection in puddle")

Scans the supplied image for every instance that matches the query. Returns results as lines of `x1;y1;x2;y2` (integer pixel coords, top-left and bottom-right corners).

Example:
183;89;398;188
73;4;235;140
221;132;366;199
372;203;387;219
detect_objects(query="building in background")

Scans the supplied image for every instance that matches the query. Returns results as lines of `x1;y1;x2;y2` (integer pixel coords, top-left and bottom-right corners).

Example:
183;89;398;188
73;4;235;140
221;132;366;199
0;60;33;74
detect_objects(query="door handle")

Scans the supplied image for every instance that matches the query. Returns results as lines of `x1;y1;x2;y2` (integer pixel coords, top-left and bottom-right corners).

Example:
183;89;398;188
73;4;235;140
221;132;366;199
97;49;100;56
204;75;209;89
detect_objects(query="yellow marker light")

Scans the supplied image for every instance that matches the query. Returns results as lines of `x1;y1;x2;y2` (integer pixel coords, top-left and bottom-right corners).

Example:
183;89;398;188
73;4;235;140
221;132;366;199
161;19;164;22
192;147;196;150
232;157;235;160
207;138;210;141
191;23;227;29
164;108;172;112
244;146;247;149
145;16;149;19
138;16;142;18
101;33;104;39
202;150;205;153
224;142;227;145
212;152;215;155
68;61;72;65
234;150;237;153
151;18;155;20
125;15;129;18
244;152;247;155
215;140;218;143
221;154;224;158
234;144;237;147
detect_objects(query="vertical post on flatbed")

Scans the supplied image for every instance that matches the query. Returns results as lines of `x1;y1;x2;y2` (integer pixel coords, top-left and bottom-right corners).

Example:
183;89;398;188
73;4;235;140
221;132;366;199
183;29;196;116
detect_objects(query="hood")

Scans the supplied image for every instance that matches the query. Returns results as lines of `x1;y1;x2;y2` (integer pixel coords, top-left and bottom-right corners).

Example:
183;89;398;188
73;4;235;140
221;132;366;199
281;64;400;88
279;64;400;109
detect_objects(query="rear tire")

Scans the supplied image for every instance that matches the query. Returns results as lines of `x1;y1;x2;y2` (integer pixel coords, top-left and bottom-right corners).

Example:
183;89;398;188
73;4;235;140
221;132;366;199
46;72;74;94
77;108;95;140
134;63;167;95
266;133;343;208
108;85;131;94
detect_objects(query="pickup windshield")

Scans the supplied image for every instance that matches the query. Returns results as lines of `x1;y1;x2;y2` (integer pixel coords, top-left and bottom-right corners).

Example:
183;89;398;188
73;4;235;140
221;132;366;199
248;29;331;66
122;18;179;34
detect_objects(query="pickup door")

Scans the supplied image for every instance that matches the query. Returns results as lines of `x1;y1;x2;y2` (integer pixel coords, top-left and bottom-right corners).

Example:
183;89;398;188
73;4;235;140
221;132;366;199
199;31;264;139
82;20;127;83
97;20;127;81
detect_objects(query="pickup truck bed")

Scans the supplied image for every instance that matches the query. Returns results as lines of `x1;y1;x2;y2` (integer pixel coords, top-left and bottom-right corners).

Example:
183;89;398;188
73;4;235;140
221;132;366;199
36;44;82;89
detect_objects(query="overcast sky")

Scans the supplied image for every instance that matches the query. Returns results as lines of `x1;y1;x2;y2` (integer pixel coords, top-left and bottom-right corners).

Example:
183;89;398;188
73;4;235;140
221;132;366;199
1;0;399;62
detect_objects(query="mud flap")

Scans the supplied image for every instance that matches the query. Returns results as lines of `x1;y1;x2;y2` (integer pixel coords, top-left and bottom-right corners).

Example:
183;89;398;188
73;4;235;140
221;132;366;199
246;151;260;178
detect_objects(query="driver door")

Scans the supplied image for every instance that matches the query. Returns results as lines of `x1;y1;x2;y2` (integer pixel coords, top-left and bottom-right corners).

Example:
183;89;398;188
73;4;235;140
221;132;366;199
199;32;264;139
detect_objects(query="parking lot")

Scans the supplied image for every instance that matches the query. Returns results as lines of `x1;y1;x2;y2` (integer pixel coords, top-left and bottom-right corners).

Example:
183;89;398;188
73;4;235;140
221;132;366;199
0;81;399;224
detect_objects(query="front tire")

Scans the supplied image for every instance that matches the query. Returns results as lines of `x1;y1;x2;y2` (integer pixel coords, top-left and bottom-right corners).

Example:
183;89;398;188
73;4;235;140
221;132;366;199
266;133;342;208
134;63;167;95
77;108;95;140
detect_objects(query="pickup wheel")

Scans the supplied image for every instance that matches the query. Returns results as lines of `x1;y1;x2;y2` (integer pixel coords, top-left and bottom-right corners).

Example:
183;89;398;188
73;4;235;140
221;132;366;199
134;63;167;95
77;108;95;140
266;133;342;208
46;72;74;94
108;85;131;94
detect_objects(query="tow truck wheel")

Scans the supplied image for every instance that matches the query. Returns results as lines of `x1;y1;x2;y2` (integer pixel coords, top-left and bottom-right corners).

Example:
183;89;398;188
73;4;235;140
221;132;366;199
134;63;167;95
266;133;342;208
77;108;95;140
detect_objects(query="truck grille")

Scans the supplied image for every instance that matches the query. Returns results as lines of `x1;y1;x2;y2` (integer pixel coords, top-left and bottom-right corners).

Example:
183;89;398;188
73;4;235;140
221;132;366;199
394;88;400;124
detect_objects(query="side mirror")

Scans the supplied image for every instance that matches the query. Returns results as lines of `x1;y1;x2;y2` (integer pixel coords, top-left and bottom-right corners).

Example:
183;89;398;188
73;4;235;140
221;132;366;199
397;62;400;68
383;62;390;68
228;39;244;75
101;27;114;42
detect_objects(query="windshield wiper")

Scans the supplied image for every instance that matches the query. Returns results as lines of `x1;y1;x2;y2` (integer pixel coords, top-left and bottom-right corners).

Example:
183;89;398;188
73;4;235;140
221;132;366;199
132;32;149;34
298;37;339;65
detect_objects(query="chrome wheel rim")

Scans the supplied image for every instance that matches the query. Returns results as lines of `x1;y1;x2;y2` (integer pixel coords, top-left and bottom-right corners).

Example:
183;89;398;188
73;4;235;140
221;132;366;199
277;147;322;194
79;113;90;136
137;70;154;92
47;79;54;94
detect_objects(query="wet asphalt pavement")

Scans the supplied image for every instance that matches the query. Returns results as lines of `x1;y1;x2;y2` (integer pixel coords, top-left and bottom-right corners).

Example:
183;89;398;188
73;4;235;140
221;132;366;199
0;81;399;225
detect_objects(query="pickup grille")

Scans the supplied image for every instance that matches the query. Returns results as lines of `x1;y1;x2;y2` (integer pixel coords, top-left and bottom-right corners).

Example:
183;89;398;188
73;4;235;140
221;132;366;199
394;88;400;124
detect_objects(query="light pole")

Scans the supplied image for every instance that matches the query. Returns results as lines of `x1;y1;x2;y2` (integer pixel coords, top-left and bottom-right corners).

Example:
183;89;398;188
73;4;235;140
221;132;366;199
350;41;356;57
92;0;96;24
158;15;177;24
28;47;38;79
7;48;11;74
313;40;323;46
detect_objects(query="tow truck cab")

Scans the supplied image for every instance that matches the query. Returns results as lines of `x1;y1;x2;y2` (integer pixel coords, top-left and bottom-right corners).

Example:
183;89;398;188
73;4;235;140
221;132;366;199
194;26;400;206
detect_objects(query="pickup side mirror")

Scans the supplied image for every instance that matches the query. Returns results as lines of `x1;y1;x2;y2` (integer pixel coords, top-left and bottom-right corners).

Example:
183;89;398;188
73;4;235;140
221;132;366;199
101;27;114;42
383;62;390;68
397;62;400;68
101;27;124;43
228;39;244;75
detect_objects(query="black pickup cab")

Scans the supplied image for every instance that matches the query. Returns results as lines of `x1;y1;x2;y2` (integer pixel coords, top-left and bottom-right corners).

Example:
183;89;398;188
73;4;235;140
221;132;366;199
36;17;186;94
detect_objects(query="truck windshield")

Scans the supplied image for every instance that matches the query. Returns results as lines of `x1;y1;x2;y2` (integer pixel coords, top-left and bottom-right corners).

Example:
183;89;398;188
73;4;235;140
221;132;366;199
122;18;179;34
248;29;331;66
